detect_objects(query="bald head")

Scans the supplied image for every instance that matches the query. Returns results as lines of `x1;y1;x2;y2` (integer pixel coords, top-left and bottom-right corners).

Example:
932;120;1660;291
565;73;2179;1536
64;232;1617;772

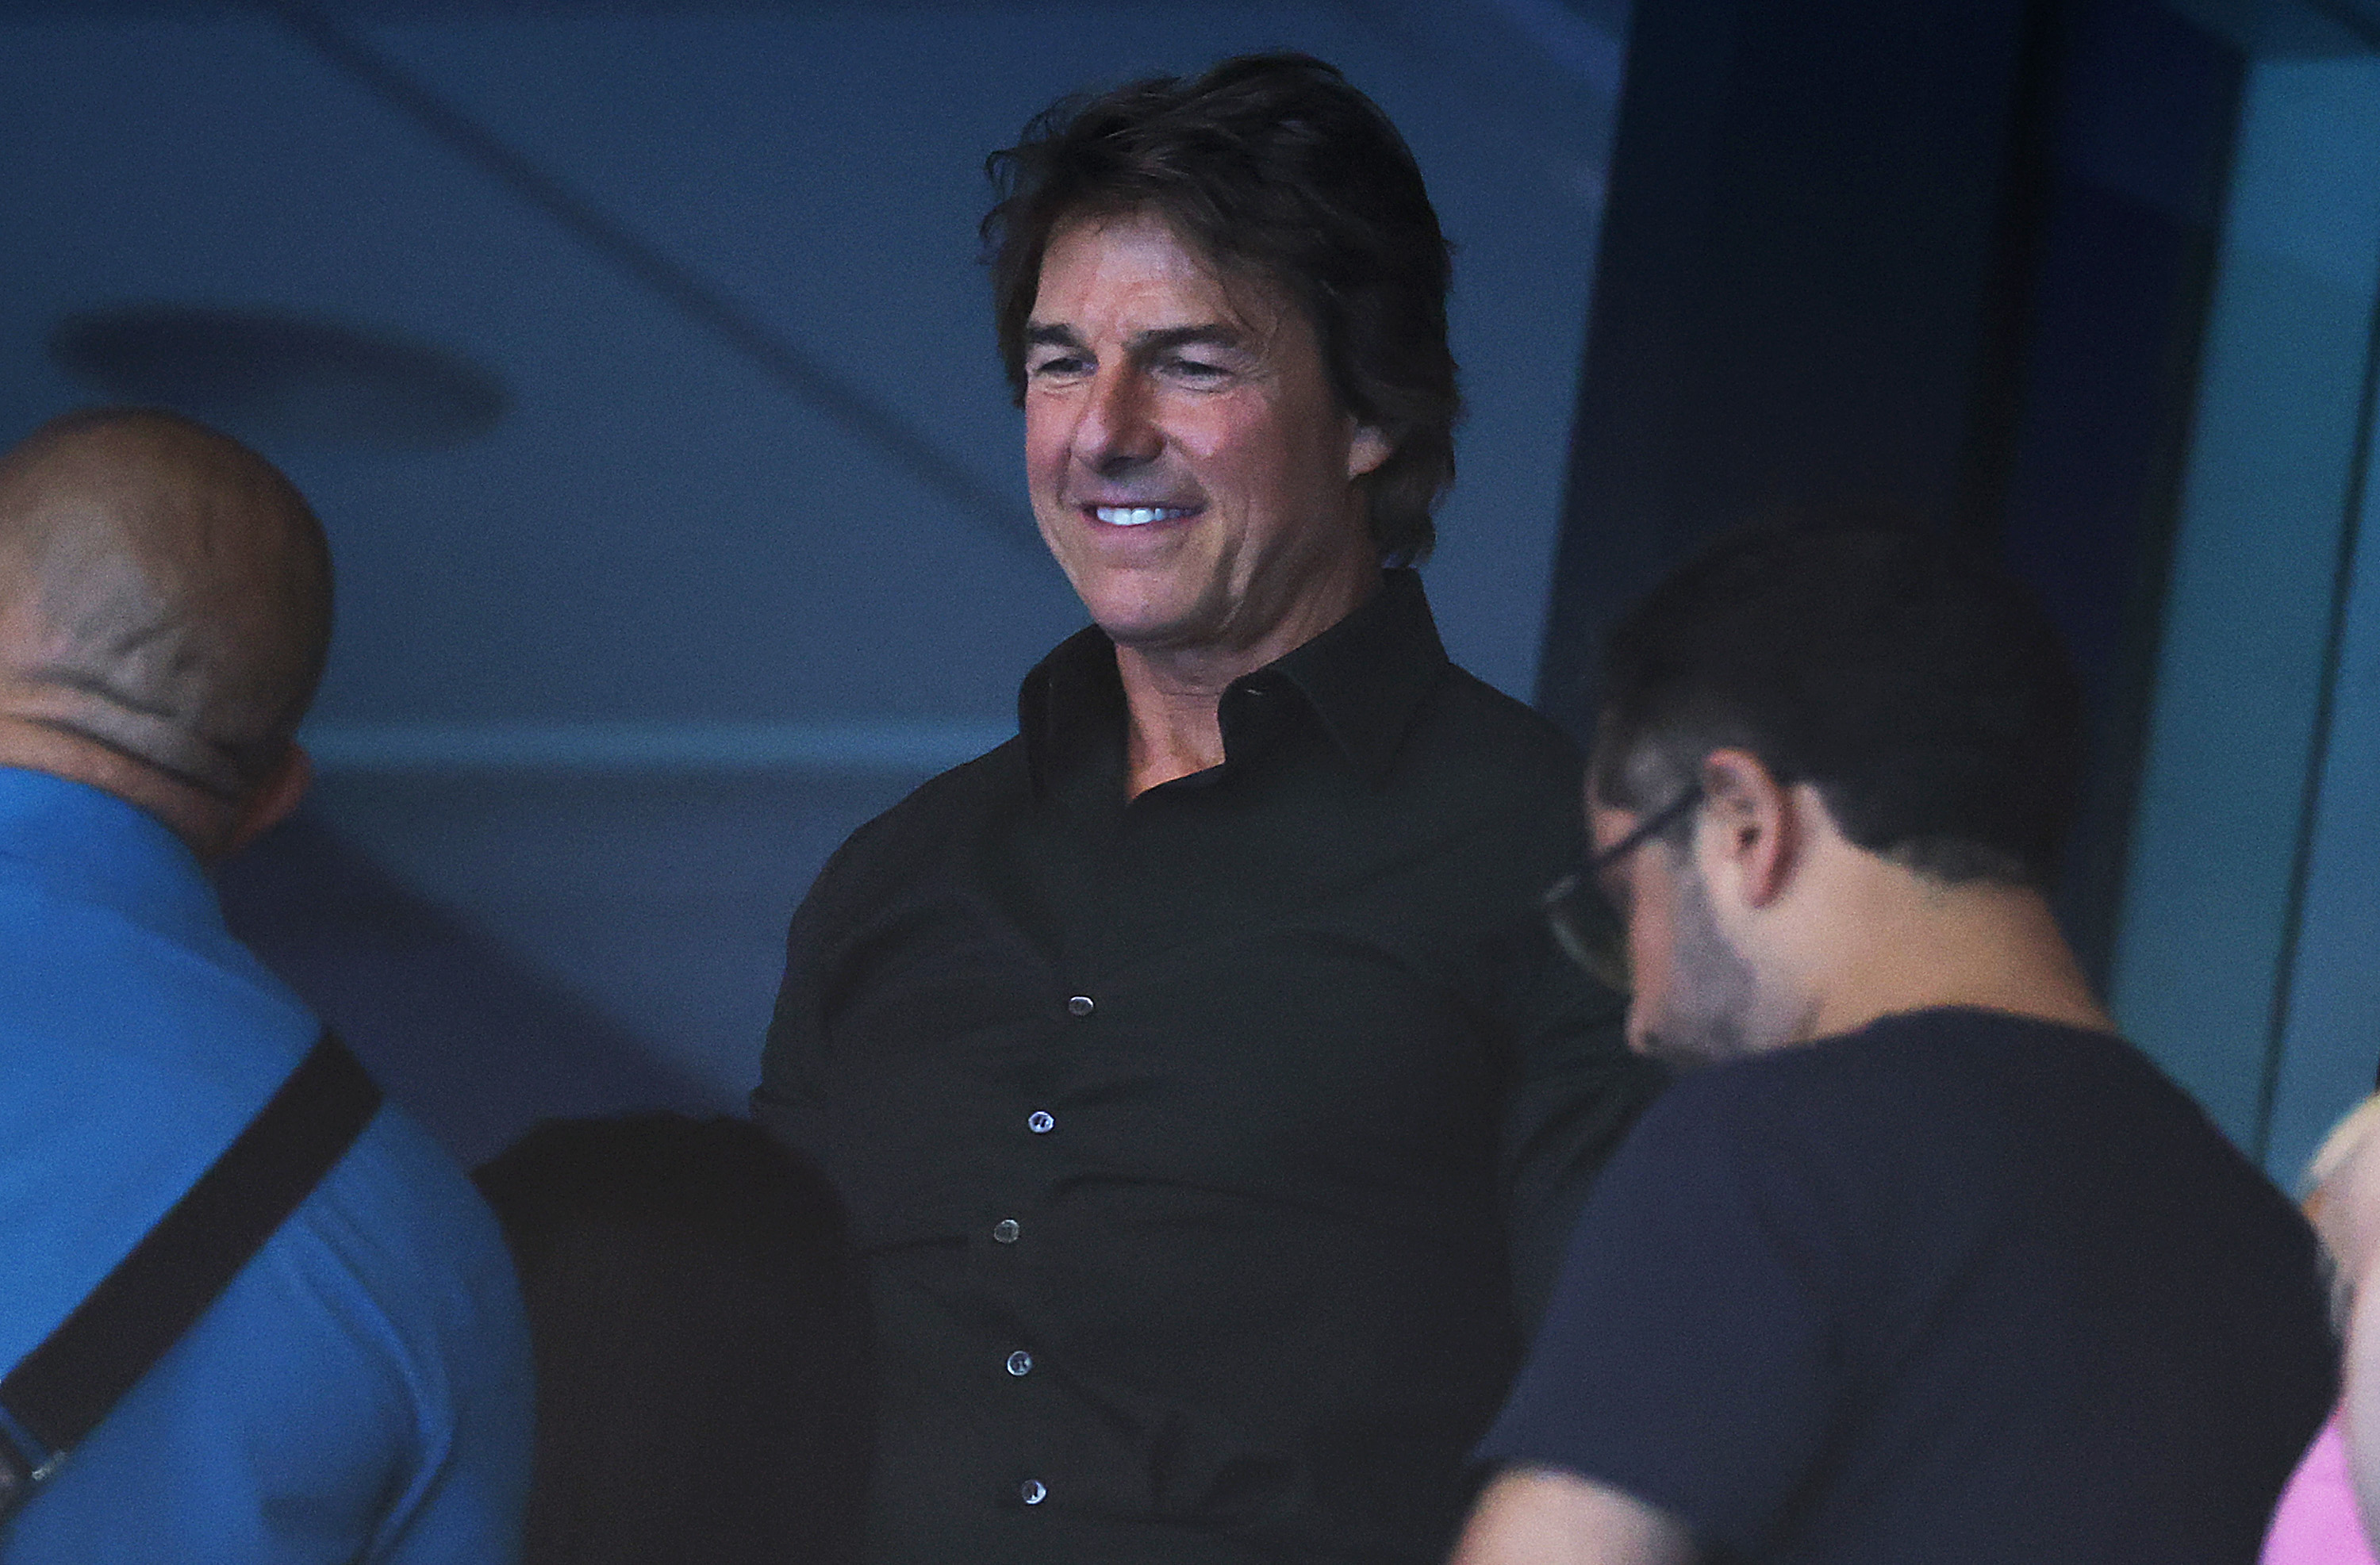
0;409;331;808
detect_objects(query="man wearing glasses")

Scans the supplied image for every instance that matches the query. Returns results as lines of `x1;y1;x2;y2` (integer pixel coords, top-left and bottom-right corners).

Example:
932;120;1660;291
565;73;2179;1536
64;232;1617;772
1456;524;2337;1564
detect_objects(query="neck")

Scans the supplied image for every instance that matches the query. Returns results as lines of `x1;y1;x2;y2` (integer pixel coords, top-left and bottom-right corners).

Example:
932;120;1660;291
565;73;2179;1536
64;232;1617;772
1111;570;1378;797
0;714;231;857
1791;872;2114;1045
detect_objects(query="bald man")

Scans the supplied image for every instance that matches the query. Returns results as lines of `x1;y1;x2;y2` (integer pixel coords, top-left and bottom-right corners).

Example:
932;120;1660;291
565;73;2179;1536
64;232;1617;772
0;409;532;1563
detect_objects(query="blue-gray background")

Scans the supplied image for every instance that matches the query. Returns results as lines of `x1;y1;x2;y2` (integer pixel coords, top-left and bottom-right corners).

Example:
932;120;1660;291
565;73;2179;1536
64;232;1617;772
0;1;1632;1160
6;1;2378;1187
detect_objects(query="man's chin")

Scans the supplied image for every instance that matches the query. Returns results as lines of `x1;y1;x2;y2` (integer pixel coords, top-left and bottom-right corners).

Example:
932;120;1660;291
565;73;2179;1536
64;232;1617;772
1084;592;1234;656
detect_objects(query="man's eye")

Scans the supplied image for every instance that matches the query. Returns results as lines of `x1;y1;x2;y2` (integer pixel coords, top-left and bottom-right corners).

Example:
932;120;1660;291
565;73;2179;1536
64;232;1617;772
1165;358;1229;382
1029;355;1088;378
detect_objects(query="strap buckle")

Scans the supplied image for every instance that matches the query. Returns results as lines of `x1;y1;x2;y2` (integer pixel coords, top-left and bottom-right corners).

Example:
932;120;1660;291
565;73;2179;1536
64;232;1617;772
0;1409;63;1524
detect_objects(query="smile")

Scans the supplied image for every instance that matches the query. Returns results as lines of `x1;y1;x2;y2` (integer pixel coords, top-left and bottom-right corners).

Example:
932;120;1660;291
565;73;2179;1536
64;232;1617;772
1091;505;1196;527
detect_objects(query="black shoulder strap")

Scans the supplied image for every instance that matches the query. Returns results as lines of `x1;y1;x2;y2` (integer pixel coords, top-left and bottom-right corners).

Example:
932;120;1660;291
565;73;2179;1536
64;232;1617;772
0;1027;381;1517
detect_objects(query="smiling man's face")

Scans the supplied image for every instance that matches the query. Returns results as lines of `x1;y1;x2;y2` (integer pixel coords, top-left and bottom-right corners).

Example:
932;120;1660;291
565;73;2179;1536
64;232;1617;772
1023;209;1390;662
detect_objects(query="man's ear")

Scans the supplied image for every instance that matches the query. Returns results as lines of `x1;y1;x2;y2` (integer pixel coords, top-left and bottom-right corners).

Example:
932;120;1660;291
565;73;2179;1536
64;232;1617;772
218;742;312;862
1696;747;1796;909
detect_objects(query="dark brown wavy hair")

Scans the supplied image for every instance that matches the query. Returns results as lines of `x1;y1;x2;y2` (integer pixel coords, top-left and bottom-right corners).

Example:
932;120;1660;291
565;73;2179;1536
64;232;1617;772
982;52;1459;563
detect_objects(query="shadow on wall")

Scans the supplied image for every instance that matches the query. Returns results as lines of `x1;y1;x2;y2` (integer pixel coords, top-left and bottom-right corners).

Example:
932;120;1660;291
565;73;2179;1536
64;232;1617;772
219;807;720;1166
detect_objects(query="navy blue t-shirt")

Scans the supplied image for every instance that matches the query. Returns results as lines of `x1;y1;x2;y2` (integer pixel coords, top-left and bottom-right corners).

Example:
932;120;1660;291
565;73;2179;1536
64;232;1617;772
1478;1007;2336;1564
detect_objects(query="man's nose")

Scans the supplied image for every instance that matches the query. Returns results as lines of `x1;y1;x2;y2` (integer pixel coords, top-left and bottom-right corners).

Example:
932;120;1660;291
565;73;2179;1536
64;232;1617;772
1074;368;1161;474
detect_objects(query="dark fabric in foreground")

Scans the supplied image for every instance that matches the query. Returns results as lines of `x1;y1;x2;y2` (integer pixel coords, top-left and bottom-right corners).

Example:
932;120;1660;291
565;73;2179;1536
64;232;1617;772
757;571;1664;1563
1482;1007;2337;1564
474;1114;868;1565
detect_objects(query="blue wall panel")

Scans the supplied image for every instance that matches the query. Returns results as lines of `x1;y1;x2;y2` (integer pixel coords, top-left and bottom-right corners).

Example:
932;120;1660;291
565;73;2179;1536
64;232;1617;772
2266;274;2380;1183
2109;54;2380;1156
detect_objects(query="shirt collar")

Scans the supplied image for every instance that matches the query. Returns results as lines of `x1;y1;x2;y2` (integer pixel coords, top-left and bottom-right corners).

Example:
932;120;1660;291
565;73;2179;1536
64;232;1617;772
1017;623;1127;799
0;765;226;947
1018;567;1450;794
1268;568;1449;785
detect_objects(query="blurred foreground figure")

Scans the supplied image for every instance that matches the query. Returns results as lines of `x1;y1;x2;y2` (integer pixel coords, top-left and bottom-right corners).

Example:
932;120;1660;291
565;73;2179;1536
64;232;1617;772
473;1114;867;1565
756;52;1660;1564
1454;524;2336;1565
2262;1096;2380;1564
0;409;532;1562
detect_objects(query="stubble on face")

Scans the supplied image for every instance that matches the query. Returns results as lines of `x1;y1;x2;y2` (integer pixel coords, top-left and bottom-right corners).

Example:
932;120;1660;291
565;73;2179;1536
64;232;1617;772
1634;855;1764;1072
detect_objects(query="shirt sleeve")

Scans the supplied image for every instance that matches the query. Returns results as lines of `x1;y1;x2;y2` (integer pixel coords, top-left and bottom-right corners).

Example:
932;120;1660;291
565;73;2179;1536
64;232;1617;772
1492;919;1668;1333
0;1141;533;1565
752;827;866;1158
1478;1080;1837;1556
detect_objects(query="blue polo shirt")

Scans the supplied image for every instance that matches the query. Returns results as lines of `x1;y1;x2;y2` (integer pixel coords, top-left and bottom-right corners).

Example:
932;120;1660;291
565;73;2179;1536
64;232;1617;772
0;767;532;1563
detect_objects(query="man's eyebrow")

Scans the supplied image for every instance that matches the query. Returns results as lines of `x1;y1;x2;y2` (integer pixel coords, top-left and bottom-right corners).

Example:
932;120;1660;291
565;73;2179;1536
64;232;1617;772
1023;321;1252;357
1130;324;1247;355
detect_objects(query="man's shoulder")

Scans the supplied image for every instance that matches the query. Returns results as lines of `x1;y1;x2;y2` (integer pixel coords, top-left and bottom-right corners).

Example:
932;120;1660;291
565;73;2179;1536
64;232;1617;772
1618;1009;2280;1229
1418;666;1582;768
270;1102;531;1453
806;732;1033;889
301;1101;521;1312
891;730;1035;815
1633;1009;2180;1141
0;876;521;1369
1392;664;1586;823
0;1091;531;1565
1783;1008;2217;1146
0;896;317;1337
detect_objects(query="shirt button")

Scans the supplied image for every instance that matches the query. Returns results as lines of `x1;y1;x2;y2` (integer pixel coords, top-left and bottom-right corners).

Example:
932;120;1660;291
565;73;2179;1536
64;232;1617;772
1027;1110;1055;1134
1007;1349;1034;1376
992;1218;1021;1244
1020;1478;1048;1506
1066;995;1095;1018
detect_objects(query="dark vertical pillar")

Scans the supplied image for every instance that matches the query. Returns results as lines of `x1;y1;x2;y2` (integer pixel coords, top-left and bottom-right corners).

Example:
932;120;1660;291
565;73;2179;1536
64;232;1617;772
1536;0;2242;980
1993;0;2242;982
1535;0;2046;737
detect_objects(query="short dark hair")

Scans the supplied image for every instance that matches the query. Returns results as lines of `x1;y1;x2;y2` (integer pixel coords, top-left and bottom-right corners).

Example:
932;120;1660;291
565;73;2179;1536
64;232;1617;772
1591;524;2085;888
982;52;1459;562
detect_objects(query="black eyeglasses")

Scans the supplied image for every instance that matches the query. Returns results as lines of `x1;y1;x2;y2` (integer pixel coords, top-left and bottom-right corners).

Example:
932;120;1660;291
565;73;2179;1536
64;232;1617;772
1541;782;1703;992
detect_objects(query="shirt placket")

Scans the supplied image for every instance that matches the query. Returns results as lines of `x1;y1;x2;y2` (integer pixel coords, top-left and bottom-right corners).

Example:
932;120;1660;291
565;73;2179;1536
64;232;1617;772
992;783;1130;1519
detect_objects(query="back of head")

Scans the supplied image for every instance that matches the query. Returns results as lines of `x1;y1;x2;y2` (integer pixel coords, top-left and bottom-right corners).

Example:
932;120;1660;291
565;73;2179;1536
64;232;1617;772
474;1114;868;1565
983;51;1458;562
1591;522;2084;887
0;408;332;800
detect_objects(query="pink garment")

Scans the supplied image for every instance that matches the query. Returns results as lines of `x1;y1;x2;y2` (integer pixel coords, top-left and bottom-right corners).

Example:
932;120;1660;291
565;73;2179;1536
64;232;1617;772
2263;1413;2380;1565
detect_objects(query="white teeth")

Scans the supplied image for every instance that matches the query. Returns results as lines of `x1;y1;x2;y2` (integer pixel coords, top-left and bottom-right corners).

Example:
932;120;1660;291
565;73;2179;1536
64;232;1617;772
1094;505;1187;527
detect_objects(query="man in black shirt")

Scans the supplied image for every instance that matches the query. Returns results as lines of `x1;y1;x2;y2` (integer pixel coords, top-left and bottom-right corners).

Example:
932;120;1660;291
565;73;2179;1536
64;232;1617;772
1454;525;2337;1564
753;52;1660;1565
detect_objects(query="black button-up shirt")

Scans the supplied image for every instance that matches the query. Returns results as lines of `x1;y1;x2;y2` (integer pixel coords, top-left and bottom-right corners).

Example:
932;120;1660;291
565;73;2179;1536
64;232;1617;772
756;571;1664;1563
